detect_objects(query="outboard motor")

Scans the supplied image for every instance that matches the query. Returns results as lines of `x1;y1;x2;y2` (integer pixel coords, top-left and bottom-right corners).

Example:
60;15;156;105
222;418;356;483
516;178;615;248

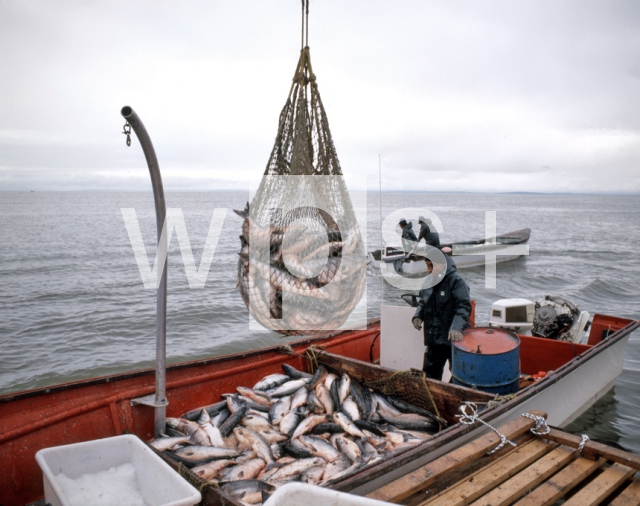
532;295;590;342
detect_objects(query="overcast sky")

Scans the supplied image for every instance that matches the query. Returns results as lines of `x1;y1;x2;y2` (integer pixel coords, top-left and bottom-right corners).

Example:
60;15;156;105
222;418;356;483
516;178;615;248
1;0;639;193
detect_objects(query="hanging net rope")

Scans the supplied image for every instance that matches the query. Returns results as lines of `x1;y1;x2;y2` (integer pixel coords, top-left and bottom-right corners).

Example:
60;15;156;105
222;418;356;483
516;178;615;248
236;2;367;336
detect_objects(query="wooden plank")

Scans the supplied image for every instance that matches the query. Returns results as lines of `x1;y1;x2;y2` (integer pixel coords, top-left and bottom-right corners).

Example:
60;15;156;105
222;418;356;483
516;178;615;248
366;411;545;503
513;457;606;506
609;479;640;506
469;445;577;506
562;463;637;506
409;433;534;506
540;428;640;470
420;438;556;506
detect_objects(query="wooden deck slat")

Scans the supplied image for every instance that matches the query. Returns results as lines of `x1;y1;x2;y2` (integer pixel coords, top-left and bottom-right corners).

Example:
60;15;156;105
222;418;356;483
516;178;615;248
512;457;606;506
419;439;556;506
468;445;577;506
562;463;637;506
540;429;640;470
365;412;543;503
609;479;640;506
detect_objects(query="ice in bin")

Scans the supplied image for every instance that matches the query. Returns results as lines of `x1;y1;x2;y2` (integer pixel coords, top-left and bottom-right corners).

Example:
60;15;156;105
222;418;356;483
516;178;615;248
35;434;201;506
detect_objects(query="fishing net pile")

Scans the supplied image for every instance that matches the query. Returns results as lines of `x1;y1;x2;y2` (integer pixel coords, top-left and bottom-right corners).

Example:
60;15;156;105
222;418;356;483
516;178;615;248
235;42;366;335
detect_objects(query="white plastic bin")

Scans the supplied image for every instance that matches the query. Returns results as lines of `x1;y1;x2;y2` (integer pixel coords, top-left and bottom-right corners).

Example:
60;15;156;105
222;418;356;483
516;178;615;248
35;434;201;506
264;482;392;506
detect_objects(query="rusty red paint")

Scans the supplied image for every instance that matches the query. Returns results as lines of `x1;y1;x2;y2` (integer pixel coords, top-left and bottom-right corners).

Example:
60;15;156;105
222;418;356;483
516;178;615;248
455;327;519;355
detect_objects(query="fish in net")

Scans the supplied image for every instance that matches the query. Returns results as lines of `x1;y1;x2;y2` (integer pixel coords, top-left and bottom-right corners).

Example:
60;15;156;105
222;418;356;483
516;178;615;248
364;370;446;427
235;42;366;336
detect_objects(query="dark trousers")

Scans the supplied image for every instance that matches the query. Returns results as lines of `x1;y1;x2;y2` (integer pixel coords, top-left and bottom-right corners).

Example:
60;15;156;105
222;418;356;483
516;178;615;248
423;343;452;381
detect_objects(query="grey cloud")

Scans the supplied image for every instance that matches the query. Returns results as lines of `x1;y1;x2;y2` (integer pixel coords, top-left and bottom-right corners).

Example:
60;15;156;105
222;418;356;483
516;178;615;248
1;0;639;193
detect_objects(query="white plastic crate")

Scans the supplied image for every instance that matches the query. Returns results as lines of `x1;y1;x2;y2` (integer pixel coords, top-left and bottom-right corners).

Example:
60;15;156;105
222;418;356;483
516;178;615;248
264;482;392;506
35;434;201;506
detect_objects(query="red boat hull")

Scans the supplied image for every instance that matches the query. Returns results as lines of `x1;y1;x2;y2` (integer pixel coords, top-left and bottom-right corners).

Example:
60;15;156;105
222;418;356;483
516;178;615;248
0;323;381;506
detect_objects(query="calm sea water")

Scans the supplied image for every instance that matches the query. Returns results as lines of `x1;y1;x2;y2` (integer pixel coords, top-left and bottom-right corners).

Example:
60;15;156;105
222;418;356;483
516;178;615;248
1;191;639;449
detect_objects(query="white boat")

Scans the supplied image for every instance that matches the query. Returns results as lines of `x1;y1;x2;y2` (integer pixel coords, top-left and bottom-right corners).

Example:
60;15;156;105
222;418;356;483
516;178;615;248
336;297;637;495
368;228;531;273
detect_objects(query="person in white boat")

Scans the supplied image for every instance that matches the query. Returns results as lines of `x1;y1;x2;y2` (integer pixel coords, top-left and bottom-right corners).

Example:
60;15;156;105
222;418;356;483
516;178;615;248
396;218;419;273
399;218;418;255
411;254;472;380
417;216;440;248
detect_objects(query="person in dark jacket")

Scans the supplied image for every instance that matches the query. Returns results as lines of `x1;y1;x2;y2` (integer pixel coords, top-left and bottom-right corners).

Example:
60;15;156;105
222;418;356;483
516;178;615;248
399;219;418;254
411;254;472;380
417;215;440;248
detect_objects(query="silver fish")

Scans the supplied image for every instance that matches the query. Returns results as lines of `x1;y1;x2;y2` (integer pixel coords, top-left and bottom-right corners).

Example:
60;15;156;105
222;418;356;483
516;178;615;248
166;418;211;446
226;394;245;414
310;365;329;390
233;427;275;467
269;379;309;398
253;261;334;299
202;423;226;448
237;386;273;407
269;396;292;425
191;459;235;480
315;384;334;415
238;396;271;412
268;457;326;482
270;442;286;460
299;435;341;463
220;458;266;482
338;373;351;404
379;412;439;432
300;465;326;485
333;412;365;439
220;479;275;501
278;411;301;436
307;390;324;412
341;396;361;421
149;436;190;452
372;392;402;416
257;428;289;444
335;435;362;463
323;458;363;485
291;414;330;440
174;445;241;461
241;414;275;431
219;406;246;438
290;387;308;411
197;409;212;426
321;455;351;482
324;373;338;389
282;363;313;380
253;374;291;391
246;409;270;419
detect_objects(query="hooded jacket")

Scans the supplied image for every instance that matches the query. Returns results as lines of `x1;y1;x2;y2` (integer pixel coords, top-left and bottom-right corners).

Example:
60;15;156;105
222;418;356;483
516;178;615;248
401;222;418;252
418;221;441;248
413;255;471;345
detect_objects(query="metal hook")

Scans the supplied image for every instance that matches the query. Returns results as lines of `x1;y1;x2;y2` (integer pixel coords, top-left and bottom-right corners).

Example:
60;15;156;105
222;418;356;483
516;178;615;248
122;122;132;147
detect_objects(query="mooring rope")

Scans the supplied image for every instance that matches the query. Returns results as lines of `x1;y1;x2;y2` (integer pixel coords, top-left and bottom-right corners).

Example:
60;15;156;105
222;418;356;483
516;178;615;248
578;434;590;452
456;402;516;454
521;412;551;435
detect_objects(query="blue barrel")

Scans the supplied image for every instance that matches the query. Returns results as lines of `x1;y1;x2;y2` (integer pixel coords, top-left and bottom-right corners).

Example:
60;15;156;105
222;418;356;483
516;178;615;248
451;327;520;395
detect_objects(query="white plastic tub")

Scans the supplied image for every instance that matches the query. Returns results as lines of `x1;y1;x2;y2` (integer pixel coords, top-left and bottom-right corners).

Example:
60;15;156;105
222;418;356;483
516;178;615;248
35;434;201;506
264;482;392;506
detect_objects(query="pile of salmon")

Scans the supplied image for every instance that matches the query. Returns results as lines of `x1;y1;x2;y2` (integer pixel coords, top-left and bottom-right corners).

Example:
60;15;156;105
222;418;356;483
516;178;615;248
151;364;443;505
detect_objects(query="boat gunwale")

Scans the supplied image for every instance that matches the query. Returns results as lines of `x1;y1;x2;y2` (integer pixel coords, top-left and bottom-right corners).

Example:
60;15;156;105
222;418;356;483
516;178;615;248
331;313;640;491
